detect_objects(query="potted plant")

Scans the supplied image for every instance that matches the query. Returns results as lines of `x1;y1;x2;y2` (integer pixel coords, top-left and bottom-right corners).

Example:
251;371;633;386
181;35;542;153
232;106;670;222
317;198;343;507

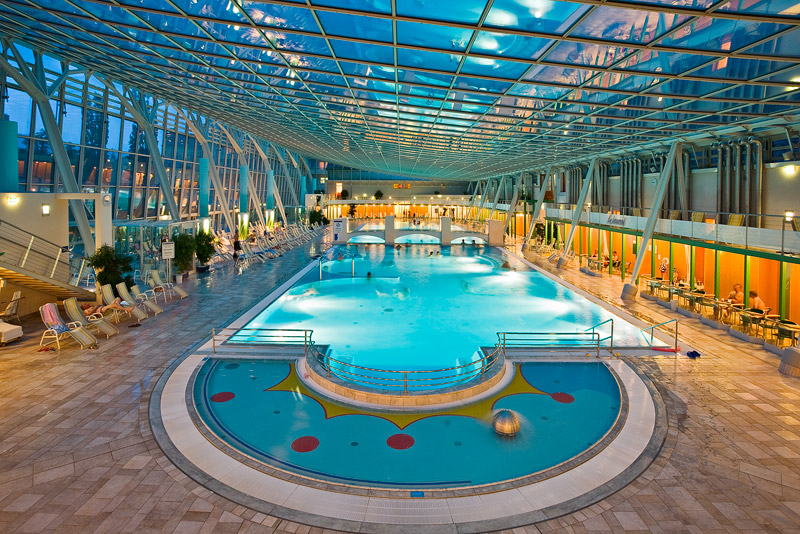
194;230;215;273
308;210;328;226
347;203;357;217
87;245;135;296
340;189;349;200
172;233;196;282
374;189;383;200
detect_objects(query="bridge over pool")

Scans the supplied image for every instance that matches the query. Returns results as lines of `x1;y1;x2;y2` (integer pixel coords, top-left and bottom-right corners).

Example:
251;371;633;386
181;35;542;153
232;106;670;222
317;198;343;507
332;216;504;245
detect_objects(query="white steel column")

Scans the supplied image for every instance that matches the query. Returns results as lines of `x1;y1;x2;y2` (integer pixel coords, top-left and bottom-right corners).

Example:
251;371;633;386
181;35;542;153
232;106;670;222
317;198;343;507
503;174;522;235
522;166;553;250
216;123;266;227
248;136;289;224
488;176;505;219
622;141;681;299
558;158;597;268
100;80;181;220
178;110;236;232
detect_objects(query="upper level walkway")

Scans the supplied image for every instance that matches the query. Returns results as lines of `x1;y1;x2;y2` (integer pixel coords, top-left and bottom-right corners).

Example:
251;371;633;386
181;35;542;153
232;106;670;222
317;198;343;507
546;207;800;258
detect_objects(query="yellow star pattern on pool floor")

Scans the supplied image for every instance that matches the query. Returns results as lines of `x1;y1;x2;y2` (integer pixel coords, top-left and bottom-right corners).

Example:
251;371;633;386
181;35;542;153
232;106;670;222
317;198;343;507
266;363;546;429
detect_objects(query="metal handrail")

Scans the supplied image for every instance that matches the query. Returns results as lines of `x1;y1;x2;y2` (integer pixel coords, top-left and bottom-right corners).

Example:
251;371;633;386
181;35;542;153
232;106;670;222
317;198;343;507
586;318;614;353
640;319;679;353
308;342;502;394
0;218;88;286
211;327;313;354
498;331;602;358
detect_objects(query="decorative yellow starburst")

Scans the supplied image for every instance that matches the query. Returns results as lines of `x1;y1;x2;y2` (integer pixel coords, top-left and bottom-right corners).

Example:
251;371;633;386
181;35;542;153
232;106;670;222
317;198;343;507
266;364;546;430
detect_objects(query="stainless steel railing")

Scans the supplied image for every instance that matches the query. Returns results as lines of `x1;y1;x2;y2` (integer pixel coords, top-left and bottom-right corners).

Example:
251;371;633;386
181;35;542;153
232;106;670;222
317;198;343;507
211;327;313;354
0;218;89;287
640;319;679;353
307;342;503;394
498;331;602;358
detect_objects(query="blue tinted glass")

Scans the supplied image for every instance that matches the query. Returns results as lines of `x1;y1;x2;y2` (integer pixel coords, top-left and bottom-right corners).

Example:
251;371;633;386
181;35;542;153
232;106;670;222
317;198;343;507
397;49;462;72
397;69;453;86
472;32;552;60
661;18;791;51
570;9;690;44
485;0;589;34
241;3;320;32
718;0;800;16
508;83;570;100
616;50;709;75
396;0;488;24
329;40;394;64
454;76;513;93
317;12;392;42
748;28;800;58
399;85;449;99
524;65;592;86
692;57;795;81
312;0;390;13
396;21;472;51
339;62;396;80
546;42;632;68
460;57;529;79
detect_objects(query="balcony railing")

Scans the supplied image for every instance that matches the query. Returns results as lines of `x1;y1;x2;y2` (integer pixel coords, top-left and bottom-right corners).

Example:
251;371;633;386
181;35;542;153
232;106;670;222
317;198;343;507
545;208;800;256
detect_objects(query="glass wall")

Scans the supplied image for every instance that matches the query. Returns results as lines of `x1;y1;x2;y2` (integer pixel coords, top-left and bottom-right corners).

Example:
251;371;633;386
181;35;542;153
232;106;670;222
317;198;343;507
0;46;310;239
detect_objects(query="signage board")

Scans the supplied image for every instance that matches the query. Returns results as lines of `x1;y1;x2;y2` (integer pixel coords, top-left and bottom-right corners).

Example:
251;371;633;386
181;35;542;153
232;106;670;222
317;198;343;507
161;241;175;260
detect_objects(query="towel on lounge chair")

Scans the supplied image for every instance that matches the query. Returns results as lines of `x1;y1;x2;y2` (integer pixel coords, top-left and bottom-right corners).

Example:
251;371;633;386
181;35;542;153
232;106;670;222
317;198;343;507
39;302;98;349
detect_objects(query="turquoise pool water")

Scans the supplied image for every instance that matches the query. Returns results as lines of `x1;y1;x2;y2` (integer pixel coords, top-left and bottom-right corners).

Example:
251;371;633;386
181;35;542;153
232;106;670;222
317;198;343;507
237;246;655;379
194;360;621;488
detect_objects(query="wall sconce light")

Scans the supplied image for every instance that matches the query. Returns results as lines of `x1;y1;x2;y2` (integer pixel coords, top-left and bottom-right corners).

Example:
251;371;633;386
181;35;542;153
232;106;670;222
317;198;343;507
786;210;795;222
782;165;798;177
41;203;50;216
6;195;19;206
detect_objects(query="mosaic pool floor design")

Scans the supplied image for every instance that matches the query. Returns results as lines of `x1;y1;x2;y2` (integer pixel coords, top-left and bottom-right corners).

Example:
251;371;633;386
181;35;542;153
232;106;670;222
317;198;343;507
193;360;622;488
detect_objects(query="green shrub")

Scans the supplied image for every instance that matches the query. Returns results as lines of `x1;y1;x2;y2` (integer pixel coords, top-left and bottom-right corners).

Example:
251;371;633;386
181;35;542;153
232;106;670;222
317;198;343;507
173;233;196;273
374;190;383;200
87;245;134;291
195;230;215;265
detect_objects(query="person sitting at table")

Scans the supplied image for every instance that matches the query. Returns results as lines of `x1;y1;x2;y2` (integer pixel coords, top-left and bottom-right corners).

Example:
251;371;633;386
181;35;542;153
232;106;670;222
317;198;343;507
721;283;744;322
611;251;620;268
727;283;744;305
749;291;766;311
591;249;598;259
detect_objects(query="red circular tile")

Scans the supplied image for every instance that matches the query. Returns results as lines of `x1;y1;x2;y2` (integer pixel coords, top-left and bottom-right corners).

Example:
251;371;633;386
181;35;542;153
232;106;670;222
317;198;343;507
291;436;319;453
551;392;574;404
387;433;415;449
210;392;235;403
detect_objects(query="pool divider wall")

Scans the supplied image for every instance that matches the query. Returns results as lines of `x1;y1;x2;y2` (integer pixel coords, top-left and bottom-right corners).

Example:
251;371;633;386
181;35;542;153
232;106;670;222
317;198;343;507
303;355;508;407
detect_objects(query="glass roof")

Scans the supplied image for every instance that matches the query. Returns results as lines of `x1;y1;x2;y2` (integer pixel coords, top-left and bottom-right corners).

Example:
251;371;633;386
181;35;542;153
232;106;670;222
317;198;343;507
1;0;799;179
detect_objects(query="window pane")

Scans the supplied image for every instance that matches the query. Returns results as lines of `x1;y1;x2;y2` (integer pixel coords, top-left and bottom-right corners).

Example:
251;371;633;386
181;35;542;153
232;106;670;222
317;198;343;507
5;87;32;135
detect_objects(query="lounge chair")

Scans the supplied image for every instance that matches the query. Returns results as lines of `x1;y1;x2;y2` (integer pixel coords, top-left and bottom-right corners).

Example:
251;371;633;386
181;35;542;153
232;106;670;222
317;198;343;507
0;290;23;324
691;212;705;223
39;302;98;350
63;297;119;339
117;282;163;316
727;214;744;226
131;285;163;311
100;284;148;323
151;271;188;300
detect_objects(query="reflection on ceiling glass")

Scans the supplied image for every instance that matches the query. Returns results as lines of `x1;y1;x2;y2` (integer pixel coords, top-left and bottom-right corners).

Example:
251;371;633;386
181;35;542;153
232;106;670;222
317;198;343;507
0;0;798;178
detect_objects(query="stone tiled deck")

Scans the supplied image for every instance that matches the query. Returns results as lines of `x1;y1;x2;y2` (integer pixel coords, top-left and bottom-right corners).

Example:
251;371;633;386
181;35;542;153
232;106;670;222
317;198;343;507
1;236;799;533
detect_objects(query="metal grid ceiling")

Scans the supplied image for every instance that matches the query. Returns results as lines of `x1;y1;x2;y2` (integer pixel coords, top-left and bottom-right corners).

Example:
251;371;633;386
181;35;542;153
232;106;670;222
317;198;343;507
1;0;799;179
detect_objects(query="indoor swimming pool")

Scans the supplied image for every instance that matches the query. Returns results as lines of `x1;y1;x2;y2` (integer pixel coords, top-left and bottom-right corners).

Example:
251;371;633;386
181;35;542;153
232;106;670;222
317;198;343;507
233;245;659;387
193;360;622;489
